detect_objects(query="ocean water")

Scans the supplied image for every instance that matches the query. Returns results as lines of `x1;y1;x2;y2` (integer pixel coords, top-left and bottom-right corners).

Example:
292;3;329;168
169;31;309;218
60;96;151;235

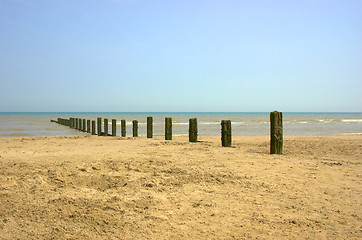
0;112;361;137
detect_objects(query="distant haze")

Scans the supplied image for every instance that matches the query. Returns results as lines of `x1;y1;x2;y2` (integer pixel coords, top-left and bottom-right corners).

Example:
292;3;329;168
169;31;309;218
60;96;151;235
0;0;361;112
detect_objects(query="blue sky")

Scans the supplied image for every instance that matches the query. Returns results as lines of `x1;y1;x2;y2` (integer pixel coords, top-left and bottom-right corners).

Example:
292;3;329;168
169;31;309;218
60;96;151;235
0;0;361;112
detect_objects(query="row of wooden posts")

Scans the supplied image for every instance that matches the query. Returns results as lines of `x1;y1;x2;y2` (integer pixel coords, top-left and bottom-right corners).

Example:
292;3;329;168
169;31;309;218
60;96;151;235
52;111;283;154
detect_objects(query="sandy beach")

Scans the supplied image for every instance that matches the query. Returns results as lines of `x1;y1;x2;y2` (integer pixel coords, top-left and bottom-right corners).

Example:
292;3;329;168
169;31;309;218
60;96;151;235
0;134;361;239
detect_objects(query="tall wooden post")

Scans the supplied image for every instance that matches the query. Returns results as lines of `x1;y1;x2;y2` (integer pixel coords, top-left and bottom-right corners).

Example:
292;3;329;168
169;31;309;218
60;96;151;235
79;119;82;132
133;120;138;137
221;120;232;147
70;118;74;128
112;119;117;136
75;118;78;130
189;118;198;142
82;119;86;132
121;120;126;137
87;120;90;133
270;111;283;154
165;117;172;140
147;116;153;138
92;120;96;135
97;118;102;136
104;118;108;136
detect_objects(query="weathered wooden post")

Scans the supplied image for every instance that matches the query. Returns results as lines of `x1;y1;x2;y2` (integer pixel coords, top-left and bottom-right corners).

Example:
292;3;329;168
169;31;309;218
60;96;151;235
90;120;95;135
69;118;73;128
270;111;283;154
121;120;126;137
87;120;90;133
82;119;86;132
165;117;172;140
75;118;78;130
79;119;82;132
57;118;61;124
133;120;138;137
221;120;232;147
104;118;108;136
189;118;198;142
97;118;102;136
147;116;153;138
112;119;117;136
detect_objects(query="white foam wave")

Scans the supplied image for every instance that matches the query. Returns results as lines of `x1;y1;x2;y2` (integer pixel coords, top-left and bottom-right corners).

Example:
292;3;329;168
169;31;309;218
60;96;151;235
200;122;220;125
341;119;362;123
172;122;188;125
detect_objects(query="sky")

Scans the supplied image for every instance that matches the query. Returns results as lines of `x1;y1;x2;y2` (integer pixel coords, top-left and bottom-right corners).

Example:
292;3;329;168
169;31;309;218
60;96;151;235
0;0;361;112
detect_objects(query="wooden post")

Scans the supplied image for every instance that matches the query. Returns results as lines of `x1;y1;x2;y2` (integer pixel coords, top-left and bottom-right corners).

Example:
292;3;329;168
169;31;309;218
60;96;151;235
270;111;283;154
147;116;153;138
87;120;90;133
82;119;86;132
121;120;126;137
104;118;108;136
133;120;138;137
97;118;102;136
69;118;73;128
79;119;82;132
221;120;232;147
112;119;117;136
189;118;198;142
165;117;172;140
92;120;96;135
75;118;78;130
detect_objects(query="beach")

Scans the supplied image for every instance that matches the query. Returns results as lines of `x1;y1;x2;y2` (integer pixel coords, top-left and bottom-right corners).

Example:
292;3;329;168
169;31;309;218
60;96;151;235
0;134;361;239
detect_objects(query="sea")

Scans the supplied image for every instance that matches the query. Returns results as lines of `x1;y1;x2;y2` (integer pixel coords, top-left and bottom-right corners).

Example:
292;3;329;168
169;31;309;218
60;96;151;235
0;112;361;137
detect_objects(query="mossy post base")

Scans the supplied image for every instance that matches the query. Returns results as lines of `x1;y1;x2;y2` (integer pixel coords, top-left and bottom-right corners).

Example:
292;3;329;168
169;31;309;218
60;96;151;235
270;111;283;154
133;120;138;137
97;118;102;136
147;116;153;138
92;120;96;135
87;120;91;133
189;118;198;142
121;120;126;137
165;117;172;140
104;119;109;136
221;120;232;147
112;119;117;136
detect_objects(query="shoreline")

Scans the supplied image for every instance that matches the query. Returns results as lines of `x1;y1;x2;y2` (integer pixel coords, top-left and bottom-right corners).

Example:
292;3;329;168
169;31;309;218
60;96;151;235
1;132;361;139
0;134;361;239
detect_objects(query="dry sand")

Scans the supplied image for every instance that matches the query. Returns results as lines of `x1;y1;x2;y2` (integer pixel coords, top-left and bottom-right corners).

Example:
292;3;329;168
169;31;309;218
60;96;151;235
0;134;361;239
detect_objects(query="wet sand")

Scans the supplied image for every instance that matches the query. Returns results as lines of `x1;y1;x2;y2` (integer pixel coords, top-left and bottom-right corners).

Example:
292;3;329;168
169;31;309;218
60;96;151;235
0;135;361;239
